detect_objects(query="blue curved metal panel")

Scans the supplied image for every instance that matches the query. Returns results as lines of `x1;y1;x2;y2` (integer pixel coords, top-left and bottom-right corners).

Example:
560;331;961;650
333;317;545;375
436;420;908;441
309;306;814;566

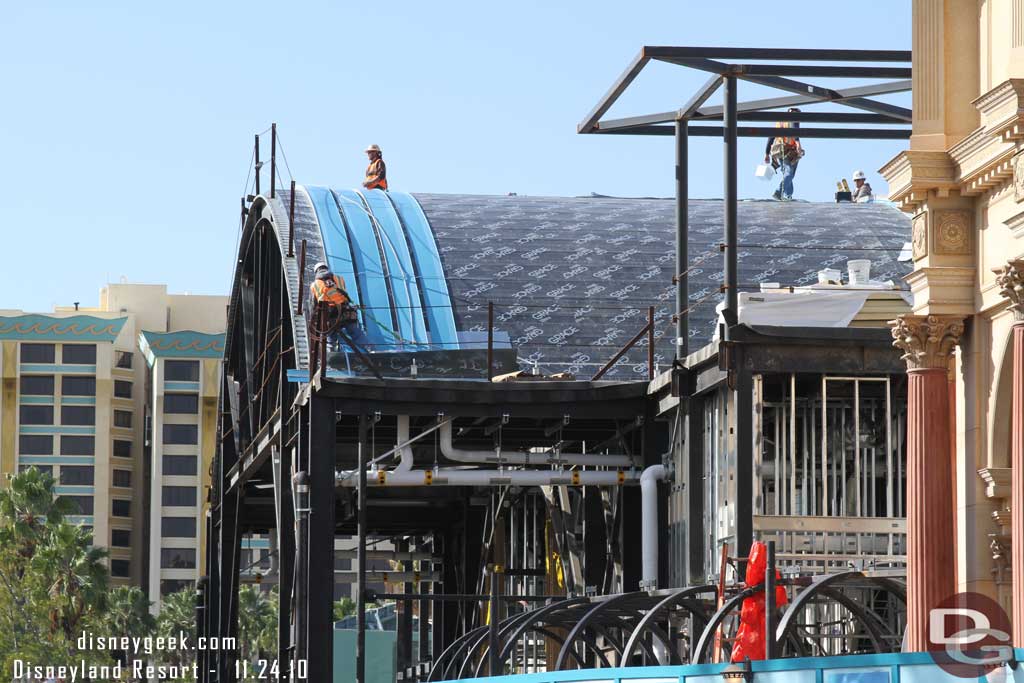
306;186;362;311
387;192;460;349
357;189;429;346
332;189;398;349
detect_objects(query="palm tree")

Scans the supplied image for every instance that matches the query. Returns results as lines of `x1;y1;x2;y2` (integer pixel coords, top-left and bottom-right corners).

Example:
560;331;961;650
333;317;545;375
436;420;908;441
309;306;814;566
0;467;72;567
31;522;109;639
157;589;197;671
237;585;277;666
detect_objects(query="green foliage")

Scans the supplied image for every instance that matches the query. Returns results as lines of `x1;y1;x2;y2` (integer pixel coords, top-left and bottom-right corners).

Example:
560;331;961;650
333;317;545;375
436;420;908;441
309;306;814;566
156;589;197;671
237;585;277;665
334;597;356;621
0;468;111;677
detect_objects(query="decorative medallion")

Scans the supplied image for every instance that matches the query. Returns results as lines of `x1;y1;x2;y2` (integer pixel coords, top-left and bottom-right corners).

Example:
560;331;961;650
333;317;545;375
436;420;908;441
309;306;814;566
932;209;973;255
1013;151;1024;202
889;314;965;370
912;212;928;260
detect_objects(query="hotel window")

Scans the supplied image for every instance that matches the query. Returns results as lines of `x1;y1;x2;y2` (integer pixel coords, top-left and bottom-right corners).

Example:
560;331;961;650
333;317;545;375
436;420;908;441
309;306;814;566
115;351;133;369
164;393;199;414
61;406;95;426
165;360;199;382
162;517;197;537
61;376;95;396
60;466;94;486
163;455;197;476
114;380;132;399
160;548;197;569
60;435;94;455
162;486;196;507
61;495;94;515
20;375;54;395
18;464;53;478
20;343;54;363
111;559;131;578
112;470;131;487
163;424;197;445
112;499;131;517
113;440;132;458
61;344;96;365
19;405;53;425
161;579;193;596
113;410;132;428
18;434;53;455
111;529;131;547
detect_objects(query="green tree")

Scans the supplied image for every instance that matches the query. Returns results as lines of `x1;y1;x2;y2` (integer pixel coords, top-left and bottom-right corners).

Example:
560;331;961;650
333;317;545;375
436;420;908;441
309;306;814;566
237;585;277;666
156;589;197;671
333;597;356;621
0;469;112;676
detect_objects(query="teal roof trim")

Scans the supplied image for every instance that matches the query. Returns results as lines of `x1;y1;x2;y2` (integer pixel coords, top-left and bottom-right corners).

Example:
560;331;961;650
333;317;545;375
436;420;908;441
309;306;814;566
138;330;225;367
0;315;127;342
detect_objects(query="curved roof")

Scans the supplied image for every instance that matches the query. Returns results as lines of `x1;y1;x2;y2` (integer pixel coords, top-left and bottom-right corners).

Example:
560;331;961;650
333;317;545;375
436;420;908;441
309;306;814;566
278;187;911;379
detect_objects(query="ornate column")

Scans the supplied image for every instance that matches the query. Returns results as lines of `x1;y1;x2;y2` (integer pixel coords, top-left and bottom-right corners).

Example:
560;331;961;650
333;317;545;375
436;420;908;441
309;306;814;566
995;260;1024;645
891;314;965;651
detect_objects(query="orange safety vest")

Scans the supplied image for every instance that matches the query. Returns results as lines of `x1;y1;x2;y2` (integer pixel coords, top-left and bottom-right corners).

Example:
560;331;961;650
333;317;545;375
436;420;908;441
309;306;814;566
365;158;388;191
311;275;350;307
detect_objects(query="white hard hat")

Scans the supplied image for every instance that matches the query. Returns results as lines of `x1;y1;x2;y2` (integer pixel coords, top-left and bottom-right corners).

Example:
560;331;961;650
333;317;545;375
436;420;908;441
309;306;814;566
313;262;329;273
365;144;381;153
852;170;866;180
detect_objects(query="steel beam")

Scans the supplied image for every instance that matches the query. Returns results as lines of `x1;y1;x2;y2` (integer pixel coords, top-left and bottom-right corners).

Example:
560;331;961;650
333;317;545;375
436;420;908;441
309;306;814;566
692;80;911;118
738;64;911;79
723;74;738;329
679;74;723;121
595;125;911;139
577;50;651;133
307;395;336;683
675;118;688;362
640;46;911;62
737;73;912;121
734;353;753;560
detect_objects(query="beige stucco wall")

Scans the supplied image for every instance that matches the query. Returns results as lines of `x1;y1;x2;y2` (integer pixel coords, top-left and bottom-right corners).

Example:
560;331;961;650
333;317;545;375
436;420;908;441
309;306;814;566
883;0;1024;615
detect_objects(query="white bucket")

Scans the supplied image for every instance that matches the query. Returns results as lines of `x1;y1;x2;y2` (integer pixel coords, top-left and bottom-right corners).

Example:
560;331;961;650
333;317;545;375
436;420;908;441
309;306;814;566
755;164;774;181
818;268;841;284
848;259;871;285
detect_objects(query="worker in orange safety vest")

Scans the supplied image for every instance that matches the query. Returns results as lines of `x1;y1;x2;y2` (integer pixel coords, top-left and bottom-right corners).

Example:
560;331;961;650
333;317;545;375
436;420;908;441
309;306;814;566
309;262;372;351
362;144;388;191
764;108;804;201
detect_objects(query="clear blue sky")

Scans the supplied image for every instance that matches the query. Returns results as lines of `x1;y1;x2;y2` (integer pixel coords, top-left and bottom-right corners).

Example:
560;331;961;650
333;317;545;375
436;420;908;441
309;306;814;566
0;1;911;312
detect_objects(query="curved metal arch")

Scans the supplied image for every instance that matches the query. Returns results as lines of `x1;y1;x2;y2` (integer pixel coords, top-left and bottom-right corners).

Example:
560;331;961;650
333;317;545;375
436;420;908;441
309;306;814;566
775;571;905;647
429;626;488;682
553;591;648;670
497;597;591;662
776;573;906;658
691;584;762;664
466;607;561;679
620;584;717;664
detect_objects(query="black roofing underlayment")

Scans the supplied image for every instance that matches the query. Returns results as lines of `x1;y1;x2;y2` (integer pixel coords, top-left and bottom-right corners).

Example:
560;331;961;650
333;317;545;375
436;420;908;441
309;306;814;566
415;194;911;380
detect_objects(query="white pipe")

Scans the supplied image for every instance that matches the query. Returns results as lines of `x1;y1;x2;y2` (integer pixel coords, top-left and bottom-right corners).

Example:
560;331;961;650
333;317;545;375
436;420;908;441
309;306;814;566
438;420;634;467
641;464;667;589
337;467;638;488
394;416;415;472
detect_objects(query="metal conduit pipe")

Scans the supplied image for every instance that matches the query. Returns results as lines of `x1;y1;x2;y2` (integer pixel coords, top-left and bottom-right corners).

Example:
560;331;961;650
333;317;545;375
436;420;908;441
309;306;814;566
438;420;634;467
641;464;667;589
394;415;415;472
336;467;638;488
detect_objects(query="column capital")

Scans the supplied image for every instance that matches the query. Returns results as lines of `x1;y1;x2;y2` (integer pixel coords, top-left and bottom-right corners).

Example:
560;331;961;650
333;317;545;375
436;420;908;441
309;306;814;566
890;314;965;370
993;259;1024;322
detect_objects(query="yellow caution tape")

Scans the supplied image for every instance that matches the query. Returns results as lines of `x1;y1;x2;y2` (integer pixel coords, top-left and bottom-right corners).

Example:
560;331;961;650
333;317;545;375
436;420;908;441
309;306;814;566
424;470;433;485
378;471;387;486
571;471;581;486
617;471;625;484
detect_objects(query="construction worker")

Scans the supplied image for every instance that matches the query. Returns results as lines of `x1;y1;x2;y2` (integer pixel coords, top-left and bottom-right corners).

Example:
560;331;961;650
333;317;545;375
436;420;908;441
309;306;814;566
851;170;874;203
363;144;388;191
764;108;804;201
309;262;372;351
